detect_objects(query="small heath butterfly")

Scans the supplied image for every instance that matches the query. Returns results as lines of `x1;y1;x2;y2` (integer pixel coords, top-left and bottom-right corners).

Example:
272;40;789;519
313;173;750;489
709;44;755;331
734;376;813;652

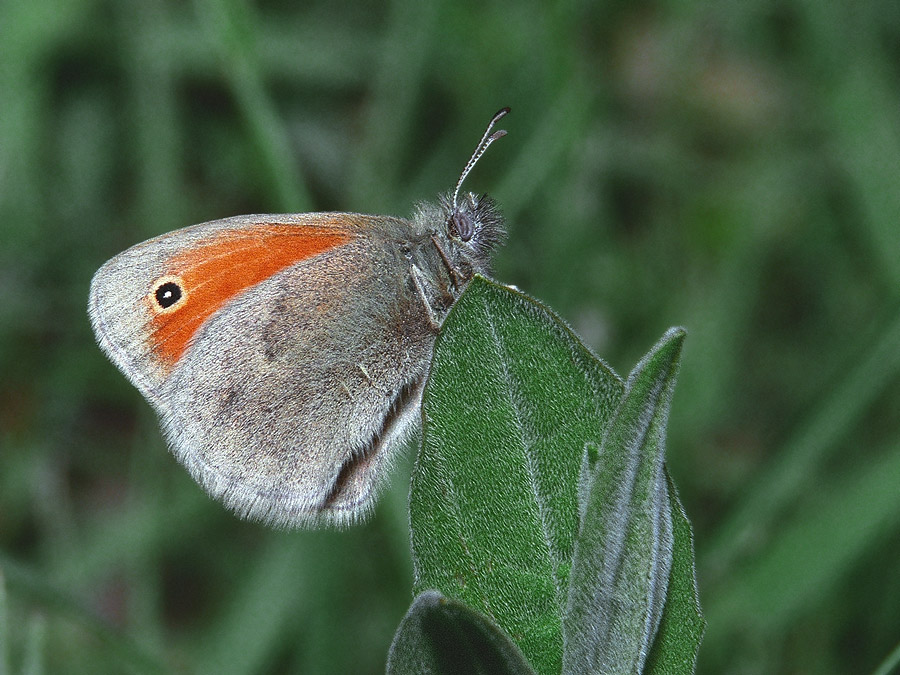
89;108;510;526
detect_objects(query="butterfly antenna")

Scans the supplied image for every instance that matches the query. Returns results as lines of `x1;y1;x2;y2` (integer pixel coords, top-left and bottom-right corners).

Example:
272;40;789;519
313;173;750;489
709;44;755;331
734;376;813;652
452;107;510;210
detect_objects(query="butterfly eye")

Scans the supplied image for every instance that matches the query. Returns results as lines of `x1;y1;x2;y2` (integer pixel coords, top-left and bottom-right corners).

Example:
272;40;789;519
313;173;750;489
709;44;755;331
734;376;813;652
151;276;187;312
449;211;474;242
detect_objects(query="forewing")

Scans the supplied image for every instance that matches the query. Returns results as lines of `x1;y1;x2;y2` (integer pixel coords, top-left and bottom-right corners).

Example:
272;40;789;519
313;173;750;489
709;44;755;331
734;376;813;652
89;213;433;525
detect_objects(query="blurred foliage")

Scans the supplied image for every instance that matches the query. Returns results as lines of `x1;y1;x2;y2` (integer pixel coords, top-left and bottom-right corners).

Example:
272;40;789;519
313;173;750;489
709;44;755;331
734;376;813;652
1;0;900;673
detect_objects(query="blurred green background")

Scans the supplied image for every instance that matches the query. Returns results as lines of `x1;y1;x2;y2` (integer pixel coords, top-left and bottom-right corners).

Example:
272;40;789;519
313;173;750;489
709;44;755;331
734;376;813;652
2;0;900;673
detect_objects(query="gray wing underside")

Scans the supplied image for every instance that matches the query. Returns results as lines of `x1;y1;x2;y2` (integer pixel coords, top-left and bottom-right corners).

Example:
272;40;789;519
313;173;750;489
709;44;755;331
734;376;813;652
159;239;436;526
90;215;436;527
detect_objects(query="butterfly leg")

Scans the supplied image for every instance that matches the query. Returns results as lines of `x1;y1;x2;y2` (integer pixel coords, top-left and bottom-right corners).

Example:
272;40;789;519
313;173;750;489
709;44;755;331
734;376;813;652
430;234;464;288
409;265;442;331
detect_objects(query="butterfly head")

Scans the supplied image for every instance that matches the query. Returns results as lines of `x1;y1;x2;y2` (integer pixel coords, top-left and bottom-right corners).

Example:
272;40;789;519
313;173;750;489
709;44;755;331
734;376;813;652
415;107;510;282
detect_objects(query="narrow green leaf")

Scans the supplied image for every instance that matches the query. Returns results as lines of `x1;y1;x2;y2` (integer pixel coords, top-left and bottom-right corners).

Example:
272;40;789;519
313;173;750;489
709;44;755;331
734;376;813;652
0;557;169;675
192;0;310;212
0;568;8;675
871;639;900;675
705;310;900;574
644;473;706;675
410;277;624;675
22;614;46;675
387;590;537;675
193;536;309;675
704;442;900;655
563;328;685;675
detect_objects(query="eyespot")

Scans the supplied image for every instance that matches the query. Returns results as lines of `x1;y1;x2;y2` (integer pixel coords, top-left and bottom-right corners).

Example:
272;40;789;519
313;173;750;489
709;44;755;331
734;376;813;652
150;276;187;313
156;282;181;307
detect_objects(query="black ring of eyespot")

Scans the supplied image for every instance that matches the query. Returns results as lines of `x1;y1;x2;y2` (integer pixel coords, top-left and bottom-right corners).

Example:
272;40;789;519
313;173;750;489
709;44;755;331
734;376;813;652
155;281;182;309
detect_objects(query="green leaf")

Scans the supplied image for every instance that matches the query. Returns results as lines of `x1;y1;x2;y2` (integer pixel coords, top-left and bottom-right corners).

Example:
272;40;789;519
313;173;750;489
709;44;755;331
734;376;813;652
22;613;47;675
410;277;623;675
562;328;684;675
0;568;9;675
644;472;706;675
0;557;169;675
703;442;900;656
871;639;900;675
386;590;537;675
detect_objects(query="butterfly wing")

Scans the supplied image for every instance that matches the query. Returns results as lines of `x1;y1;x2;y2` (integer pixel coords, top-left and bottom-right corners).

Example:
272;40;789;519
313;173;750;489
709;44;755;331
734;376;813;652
89;213;436;526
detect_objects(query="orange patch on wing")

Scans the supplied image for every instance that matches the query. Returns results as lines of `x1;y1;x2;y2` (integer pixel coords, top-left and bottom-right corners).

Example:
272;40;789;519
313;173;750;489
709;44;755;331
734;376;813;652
149;223;352;369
